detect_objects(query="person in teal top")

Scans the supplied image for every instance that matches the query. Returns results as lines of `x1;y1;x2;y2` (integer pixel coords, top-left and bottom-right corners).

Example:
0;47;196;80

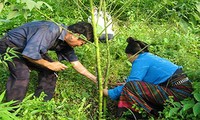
103;37;193;119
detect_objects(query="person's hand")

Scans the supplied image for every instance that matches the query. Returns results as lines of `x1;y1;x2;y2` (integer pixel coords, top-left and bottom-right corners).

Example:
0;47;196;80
48;61;68;71
103;88;108;97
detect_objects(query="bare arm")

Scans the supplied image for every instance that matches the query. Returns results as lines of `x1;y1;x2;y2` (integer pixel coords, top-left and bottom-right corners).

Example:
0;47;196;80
71;61;97;84
23;56;67;72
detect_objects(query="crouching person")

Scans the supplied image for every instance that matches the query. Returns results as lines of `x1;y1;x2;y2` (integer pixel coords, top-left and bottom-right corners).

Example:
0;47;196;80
103;37;193;119
0;20;97;104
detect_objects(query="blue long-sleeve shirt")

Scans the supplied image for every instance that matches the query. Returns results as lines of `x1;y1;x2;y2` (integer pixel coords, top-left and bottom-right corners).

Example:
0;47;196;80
108;52;181;100
6;20;78;62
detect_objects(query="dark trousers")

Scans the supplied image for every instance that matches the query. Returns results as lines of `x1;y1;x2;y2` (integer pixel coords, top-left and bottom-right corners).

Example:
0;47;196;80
6;56;57;102
0;37;57;102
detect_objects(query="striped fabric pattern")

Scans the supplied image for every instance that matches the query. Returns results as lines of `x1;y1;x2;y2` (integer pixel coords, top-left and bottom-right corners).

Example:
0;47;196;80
118;80;193;113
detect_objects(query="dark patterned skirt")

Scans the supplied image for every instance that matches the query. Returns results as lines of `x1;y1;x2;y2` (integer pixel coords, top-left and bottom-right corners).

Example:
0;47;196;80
118;69;193;116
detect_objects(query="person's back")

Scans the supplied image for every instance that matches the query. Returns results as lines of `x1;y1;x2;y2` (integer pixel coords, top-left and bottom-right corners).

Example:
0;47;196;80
7;21;60;49
128;52;180;84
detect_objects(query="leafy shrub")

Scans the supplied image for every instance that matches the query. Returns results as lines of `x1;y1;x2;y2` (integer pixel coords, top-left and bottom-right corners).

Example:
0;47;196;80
17;92;91;120
161;82;200;120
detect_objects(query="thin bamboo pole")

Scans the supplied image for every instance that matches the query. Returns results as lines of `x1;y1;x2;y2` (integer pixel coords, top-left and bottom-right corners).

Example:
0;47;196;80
102;0;110;117
89;0;103;119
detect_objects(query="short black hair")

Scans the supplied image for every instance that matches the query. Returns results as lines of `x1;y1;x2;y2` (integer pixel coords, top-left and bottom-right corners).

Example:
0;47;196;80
125;37;149;55
68;22;94;42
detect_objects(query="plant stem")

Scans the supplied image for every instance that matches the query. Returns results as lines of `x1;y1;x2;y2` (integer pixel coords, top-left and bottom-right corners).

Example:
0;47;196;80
102;0;110;117
89;0;103;119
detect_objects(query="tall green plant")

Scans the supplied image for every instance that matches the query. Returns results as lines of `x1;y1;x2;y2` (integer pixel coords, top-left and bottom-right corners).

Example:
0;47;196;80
89;0;104;119
87;0;138;118
102;0;110;117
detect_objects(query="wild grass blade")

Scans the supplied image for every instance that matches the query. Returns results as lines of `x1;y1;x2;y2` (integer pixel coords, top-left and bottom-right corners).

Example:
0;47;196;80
0;91;6;102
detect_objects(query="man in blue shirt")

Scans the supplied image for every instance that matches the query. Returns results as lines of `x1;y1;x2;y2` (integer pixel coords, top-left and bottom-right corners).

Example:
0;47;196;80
0;20;97;102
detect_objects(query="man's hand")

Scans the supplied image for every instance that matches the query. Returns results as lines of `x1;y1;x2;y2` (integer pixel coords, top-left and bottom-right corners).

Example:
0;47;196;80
23;56;67;72
47;61;67;71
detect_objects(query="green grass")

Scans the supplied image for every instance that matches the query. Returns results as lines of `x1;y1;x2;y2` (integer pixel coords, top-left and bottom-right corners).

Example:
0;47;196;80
0;0;199;119
0;20;199;119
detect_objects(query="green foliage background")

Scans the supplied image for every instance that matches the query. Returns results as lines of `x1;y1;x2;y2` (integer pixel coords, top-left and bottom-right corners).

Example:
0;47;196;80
0;0;200;119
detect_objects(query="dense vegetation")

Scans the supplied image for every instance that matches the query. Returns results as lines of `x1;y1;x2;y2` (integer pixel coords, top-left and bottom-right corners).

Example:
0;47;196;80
0;0;199;119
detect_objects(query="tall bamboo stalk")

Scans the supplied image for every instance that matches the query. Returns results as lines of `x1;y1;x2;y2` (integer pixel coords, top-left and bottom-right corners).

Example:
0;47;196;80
102;0;110;117
89;0;103;119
